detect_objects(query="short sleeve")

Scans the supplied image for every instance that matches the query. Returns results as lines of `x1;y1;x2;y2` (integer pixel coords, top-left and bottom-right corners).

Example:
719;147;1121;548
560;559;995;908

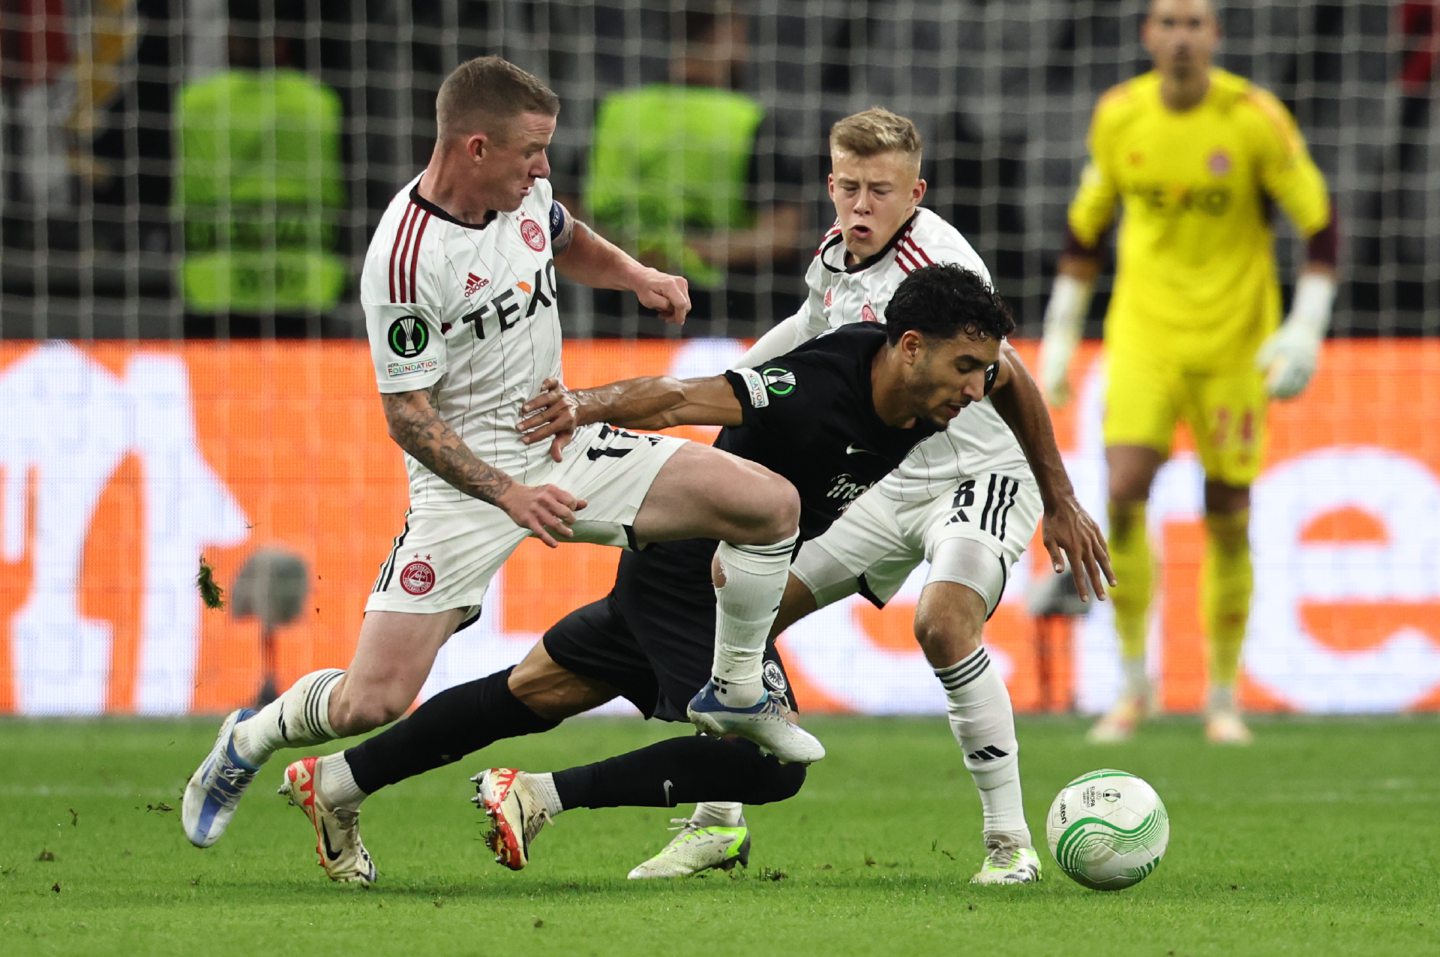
724;360;806;429
365;304;447;393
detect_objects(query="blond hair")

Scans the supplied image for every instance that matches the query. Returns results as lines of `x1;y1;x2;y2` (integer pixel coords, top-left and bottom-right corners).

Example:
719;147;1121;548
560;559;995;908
829;107;923;165
436;56;560;140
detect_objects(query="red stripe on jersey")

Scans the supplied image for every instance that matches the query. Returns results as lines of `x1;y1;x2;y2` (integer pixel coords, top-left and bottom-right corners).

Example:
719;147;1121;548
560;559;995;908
408;210;432;304
816;224;841;256
901;235;935;267
895;243;922;274
396;204;421;302
388;204;415;302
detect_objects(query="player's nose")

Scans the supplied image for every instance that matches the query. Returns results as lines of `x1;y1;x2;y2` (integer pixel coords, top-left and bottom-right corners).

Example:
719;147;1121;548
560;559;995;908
961;373;987;401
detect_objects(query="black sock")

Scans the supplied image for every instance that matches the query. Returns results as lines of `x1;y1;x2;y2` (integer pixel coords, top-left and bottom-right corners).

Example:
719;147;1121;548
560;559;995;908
344;666;558;794
552;734;806;810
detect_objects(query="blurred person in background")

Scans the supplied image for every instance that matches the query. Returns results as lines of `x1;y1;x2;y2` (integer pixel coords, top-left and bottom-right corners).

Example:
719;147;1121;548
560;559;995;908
1038;0;1338;745
581;1;805;327
173;0;347;337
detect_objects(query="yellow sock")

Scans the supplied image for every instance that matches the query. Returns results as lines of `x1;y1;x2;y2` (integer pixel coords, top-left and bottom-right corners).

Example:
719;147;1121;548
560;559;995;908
1107;501;1153;696
1201;510;1253;690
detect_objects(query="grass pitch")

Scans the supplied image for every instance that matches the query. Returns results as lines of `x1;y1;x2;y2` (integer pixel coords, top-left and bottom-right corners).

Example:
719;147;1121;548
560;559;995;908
1;714;1435;956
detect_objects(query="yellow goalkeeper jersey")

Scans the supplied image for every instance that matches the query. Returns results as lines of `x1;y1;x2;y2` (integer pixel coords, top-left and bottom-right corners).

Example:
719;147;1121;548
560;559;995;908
1067;68;1331;370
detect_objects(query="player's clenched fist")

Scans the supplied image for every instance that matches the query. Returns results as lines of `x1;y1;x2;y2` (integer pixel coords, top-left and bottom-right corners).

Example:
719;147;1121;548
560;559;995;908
632;267;691;325
497;483;588;548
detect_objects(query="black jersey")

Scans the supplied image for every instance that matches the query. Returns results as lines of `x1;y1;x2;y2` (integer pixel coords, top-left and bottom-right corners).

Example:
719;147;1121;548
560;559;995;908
717;321;940;541
544;322;940;721
618;321;938;607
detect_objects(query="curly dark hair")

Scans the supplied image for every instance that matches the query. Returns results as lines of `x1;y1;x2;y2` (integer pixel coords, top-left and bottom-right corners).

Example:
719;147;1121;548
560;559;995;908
885;263;1016;345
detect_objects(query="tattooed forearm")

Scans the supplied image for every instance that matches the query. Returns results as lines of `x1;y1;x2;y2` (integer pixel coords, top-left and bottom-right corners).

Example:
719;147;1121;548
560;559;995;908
382;392;513;506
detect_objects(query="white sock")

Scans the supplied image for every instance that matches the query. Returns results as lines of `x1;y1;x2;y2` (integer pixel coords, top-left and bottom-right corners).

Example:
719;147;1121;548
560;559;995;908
317;753;367;808
1122;657;1150;701
528;772;565;817
690;801;743;828
1207;683;1237;714
935;647;1031;847
710;536;796;706
232;668;344;765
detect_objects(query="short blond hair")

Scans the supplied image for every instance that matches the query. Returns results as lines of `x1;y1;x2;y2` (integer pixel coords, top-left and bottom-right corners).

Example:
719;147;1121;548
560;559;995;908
829;107;923;164
436;56;560;140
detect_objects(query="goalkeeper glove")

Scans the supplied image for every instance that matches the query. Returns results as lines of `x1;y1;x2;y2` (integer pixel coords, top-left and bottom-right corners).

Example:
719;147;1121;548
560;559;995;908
1038;273;1093;409
1256;272;1336;400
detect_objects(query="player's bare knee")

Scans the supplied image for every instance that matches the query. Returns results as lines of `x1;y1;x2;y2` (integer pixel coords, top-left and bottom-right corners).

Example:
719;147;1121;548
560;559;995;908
330;689;407;736
747;477;800;543
913;612;983;664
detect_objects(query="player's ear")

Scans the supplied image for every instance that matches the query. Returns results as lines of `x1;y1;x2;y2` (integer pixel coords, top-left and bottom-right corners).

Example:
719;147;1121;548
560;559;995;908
912;177;927;206
467;132;488;165
899;329;923;364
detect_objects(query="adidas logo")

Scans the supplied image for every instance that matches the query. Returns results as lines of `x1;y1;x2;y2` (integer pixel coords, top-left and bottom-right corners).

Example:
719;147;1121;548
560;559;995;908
464;272;489;298
966;745;1010;762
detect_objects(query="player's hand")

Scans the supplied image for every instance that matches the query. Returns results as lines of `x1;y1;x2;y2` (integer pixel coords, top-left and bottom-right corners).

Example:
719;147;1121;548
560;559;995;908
632;267;691;326
1041;496;1115;602
1256;321;1320;400
497;483;587;549
519;378;580;463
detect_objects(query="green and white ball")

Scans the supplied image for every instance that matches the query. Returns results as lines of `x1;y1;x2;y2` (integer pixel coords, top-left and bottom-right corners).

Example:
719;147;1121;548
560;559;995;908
1046;769;1169;891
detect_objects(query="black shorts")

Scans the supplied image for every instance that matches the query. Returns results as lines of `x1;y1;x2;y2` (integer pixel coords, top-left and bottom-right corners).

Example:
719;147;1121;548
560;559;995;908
542;539;797;723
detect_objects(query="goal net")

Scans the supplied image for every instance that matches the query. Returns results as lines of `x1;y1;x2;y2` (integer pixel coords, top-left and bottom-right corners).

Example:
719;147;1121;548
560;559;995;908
0;0;1435;716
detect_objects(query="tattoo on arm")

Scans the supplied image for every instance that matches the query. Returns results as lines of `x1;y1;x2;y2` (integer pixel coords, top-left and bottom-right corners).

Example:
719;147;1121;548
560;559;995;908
382;392;513;506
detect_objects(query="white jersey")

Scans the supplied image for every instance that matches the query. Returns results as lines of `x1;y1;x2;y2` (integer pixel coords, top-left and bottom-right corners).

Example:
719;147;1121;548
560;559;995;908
362;175;594;506
739;208;1030;501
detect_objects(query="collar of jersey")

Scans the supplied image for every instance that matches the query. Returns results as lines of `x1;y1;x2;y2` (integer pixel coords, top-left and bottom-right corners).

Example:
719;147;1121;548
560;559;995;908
821;211;921;275
409;184;500;231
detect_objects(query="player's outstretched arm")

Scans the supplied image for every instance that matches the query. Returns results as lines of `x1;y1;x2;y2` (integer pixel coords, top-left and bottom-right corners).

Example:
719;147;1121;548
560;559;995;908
553;217;692;325
989;344;1115;602
519;375;744;457
382;390;585;548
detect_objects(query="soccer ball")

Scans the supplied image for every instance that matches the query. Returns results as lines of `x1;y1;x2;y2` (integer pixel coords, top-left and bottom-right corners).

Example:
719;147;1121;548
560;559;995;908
1046;769;1169;891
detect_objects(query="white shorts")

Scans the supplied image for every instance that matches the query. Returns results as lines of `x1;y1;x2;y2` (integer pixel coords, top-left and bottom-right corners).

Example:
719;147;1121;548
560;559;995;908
366;424;685;617
791;470;1041;615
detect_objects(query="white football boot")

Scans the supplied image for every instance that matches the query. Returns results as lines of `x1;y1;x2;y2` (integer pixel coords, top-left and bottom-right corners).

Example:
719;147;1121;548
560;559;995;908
1086;694;1154;744
1204;710;1254;745
971;841;1042;885
278;756;376;885
686;681;825;765
628;817;751;879
472;768;553;870
182;708;260;848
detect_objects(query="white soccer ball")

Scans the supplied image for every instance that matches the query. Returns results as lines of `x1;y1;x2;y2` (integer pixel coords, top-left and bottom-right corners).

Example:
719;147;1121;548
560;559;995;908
1046;769;1169;891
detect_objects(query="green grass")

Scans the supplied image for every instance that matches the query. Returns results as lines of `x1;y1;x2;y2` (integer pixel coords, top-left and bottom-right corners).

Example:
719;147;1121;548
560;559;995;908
1;715;1436;956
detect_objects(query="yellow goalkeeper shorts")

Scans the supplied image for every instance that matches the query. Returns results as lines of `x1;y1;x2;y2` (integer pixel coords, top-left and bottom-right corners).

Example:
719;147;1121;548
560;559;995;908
1102;343;1268;487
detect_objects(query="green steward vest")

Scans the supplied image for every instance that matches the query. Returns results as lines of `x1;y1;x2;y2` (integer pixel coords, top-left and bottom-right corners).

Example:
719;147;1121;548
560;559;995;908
175;69;346;314
584;85;764;287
